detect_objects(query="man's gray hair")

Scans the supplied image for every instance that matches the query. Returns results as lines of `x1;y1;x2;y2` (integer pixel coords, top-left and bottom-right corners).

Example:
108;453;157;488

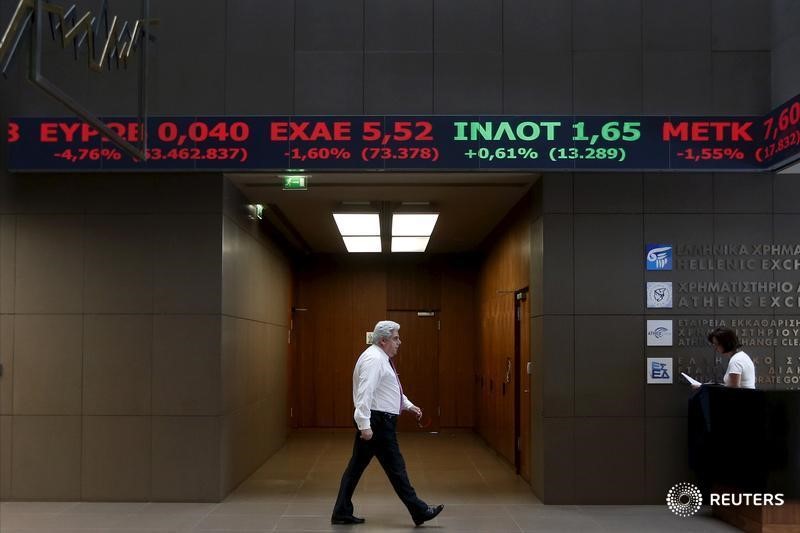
372;320;400;345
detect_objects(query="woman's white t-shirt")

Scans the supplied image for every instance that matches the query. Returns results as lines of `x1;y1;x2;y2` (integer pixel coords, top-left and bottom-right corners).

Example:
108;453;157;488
723;351;756;389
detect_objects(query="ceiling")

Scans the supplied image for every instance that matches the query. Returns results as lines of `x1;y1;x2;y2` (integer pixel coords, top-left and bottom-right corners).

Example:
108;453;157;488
779;158;800;174
227;172;538;254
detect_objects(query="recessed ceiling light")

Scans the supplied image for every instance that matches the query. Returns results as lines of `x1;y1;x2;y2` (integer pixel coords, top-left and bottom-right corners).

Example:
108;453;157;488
391;236;430;252
343;236;382;253
333;213;380;236
392;213;439;237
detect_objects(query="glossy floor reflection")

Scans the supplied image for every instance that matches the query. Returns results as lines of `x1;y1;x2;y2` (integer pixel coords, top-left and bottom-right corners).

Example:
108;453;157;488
0;430;738;532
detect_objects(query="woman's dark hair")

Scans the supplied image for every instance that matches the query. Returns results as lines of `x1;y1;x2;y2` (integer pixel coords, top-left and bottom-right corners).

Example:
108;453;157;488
707;327;742;353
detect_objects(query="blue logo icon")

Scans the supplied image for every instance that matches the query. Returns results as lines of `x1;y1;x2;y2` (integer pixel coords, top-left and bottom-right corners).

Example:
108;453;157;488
646;244;672;270
651;361;670;380
647;357;673;384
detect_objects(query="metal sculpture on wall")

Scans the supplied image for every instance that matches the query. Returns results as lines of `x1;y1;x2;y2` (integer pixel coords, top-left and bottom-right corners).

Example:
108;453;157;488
0;0;157;159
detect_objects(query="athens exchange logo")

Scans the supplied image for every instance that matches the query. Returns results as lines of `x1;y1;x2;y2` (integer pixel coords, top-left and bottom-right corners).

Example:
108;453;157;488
666;483;703;517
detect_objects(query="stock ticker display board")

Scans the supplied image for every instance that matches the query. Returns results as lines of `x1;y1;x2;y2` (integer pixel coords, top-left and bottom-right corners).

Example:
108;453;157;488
6;93;800;173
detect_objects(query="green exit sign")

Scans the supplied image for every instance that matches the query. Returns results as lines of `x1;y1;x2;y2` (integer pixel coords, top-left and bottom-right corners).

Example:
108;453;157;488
282;176;308;190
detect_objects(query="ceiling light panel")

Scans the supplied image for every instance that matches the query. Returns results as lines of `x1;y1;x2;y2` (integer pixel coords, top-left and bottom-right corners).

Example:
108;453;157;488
333;213;380;236
391;213;439;236
343;236;382;253
391;236;430;252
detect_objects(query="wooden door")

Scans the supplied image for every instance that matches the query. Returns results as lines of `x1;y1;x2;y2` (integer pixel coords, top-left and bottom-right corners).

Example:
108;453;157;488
289;307;301;429
515;290;531;481
388;311;439;432
498;296;516;464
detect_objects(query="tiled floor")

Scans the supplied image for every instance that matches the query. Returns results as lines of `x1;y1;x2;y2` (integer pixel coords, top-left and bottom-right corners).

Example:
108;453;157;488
0;430;739;532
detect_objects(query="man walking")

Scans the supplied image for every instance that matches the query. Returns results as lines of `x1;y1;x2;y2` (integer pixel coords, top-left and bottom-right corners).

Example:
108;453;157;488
331;320;444;526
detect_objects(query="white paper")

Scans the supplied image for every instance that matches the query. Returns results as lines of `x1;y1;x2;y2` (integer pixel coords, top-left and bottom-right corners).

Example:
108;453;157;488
681;372;701;386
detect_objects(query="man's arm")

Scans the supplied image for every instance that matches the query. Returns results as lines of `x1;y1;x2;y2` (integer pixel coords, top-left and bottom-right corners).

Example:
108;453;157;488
402;395;422;419
401;394;413;411
353;356;380;431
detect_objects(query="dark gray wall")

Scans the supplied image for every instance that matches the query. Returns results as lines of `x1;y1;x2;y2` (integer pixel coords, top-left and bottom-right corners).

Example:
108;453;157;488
1;0;774;117
220;180;291;496
532;170;800;504
0;170;229;500
772;0;800;105
0;0;292;500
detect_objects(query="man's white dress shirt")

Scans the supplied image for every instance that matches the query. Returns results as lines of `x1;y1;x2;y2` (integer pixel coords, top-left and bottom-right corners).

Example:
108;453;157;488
353;344;415;430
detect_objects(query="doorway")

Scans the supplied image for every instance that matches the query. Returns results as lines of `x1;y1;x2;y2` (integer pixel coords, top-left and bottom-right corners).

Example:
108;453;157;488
514;289;531;481
275;177;534;484
388;310;440;432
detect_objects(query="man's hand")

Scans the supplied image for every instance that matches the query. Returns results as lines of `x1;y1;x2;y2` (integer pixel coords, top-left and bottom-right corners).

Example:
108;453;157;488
409;405;422;420
360;429;373;441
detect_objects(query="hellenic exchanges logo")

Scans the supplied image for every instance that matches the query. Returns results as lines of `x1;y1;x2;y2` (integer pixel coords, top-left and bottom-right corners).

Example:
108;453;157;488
666;483;785;518
646;244;672;270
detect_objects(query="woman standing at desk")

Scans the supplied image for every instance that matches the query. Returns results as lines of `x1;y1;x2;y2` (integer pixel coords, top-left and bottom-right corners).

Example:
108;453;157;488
707;327;756;389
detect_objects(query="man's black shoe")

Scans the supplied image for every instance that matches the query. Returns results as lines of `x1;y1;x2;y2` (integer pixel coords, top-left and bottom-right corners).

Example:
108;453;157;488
413;504;444;526
331;515;366;525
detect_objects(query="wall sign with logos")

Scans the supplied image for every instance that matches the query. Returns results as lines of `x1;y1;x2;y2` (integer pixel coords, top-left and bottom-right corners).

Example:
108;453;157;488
5;92;800;172
648;243;800;311
645;242;800;390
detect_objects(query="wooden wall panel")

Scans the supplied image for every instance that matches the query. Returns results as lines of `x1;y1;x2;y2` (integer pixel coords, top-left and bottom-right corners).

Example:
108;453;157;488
390;310;440;432
350;261;388;359
294;272;316;427
312;267;342;427
387;257;440;310
293;255;476;429
341;261;386;426
476;192;532;465
439;260;477;427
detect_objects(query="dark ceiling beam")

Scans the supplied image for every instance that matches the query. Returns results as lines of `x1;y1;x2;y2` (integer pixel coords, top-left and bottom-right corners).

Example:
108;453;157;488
265;203;313;255
245;182;529;188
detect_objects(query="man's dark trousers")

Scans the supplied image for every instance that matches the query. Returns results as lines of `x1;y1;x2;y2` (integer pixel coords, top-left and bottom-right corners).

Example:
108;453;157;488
333;411;427;519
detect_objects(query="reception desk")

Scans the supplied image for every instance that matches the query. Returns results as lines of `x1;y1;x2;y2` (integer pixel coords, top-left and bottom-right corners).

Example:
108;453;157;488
689;385;800;532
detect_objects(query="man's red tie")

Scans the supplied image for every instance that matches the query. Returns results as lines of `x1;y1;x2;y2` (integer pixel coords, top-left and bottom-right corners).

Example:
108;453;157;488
390;358;403;413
